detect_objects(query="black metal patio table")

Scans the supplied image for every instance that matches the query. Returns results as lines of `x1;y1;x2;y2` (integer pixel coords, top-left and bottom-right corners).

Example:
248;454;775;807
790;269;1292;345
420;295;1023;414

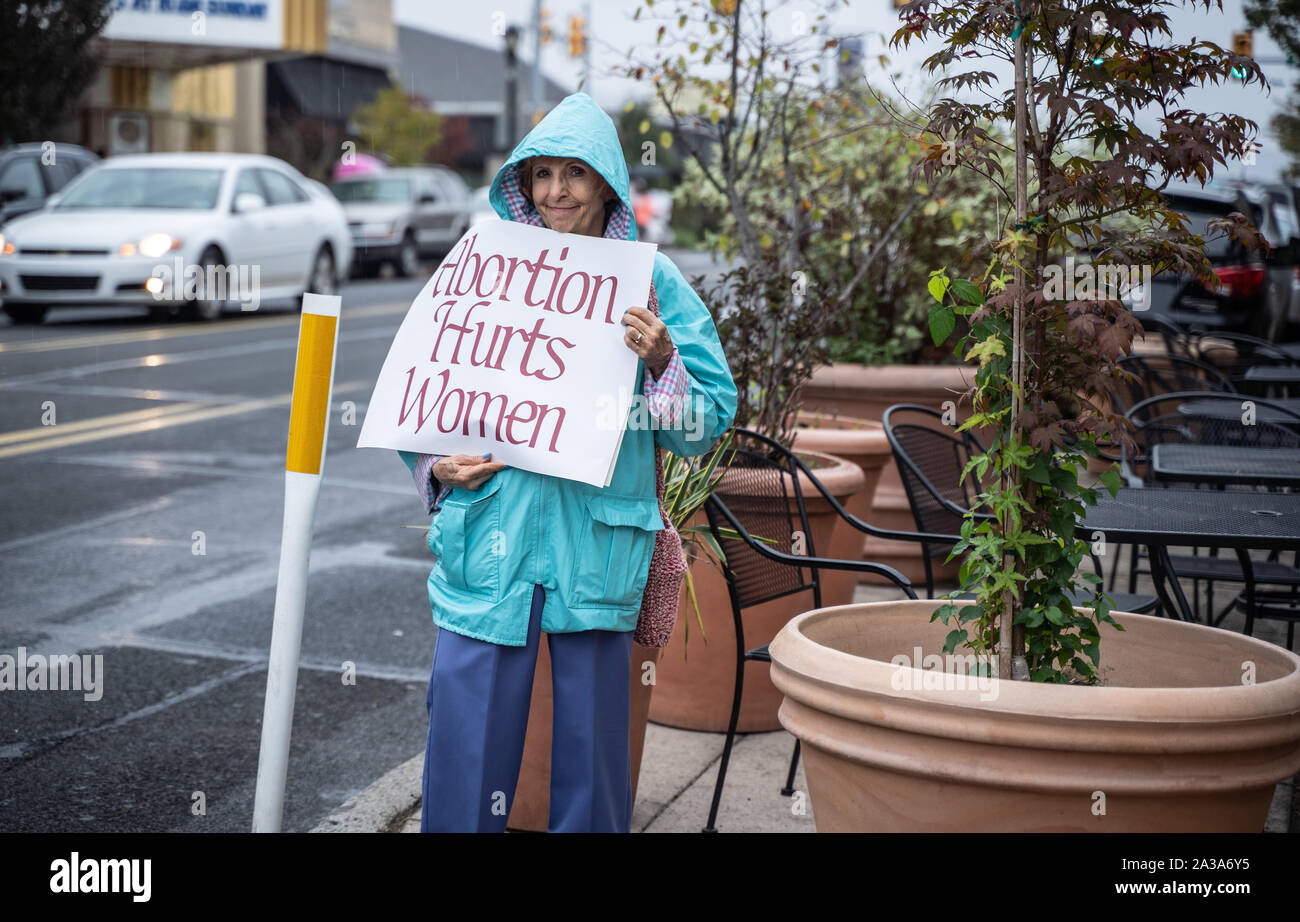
1243;365;1300;384
1177;396;1300;426
1242;364;1300;398
1151;444;1300;488
1077;488;1300;629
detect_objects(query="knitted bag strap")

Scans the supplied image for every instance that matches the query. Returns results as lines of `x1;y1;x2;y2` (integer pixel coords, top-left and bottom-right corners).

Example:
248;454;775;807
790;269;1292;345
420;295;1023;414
647;281;668;514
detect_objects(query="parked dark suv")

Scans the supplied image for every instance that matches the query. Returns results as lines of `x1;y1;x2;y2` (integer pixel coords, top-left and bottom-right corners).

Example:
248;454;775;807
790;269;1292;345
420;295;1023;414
0;143;99;228
1136;182;1296;340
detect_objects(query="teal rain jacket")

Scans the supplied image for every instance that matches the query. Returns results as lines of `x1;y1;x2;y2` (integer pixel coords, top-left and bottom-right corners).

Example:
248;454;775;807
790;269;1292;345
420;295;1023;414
396;92;737;646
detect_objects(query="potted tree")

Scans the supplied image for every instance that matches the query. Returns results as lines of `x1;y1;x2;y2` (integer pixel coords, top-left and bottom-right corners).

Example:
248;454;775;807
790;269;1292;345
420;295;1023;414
622;0;882;731
679;79;1013;585
768;0;1300;831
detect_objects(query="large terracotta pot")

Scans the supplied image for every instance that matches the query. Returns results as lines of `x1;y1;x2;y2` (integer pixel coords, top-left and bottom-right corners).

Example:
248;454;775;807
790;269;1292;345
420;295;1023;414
648;450;865;733
790;411;892;607
800;363;978;586
769;599;1300;832
506;640;663;831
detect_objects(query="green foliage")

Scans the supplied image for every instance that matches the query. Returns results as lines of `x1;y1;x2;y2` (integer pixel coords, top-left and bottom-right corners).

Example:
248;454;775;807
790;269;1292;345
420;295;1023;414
927;272;1124;682
622;0;859;447
679;88;1011;368
904;0;1264;682
352;85;444;167
0;0;112;144
663;430;738;651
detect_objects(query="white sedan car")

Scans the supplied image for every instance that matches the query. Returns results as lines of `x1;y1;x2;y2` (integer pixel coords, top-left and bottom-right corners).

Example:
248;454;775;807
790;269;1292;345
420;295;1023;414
0;153;352;323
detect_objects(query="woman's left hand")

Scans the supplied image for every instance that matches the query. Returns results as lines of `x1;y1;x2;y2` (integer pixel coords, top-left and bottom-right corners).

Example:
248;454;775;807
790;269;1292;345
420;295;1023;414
621;306;674;379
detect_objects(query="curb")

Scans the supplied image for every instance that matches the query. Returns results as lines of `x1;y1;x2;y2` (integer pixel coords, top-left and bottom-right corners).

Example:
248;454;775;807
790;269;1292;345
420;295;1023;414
311;754;423;833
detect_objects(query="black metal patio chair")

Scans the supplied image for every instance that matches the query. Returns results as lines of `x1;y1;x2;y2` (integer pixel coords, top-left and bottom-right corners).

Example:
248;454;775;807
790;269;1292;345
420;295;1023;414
1112;354;1236;418
1193;330;1296;382
1116;391;1300;627
699;427;926;833
882;403;1158;615
1135;313;1196;358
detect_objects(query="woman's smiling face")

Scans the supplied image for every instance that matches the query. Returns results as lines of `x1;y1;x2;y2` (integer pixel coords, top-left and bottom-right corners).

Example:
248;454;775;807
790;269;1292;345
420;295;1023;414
522;156;615;237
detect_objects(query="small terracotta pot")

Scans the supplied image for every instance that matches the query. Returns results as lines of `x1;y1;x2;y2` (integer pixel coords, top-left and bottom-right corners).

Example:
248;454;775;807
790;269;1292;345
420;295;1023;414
791;411;892;606
648;450;865;732
769;599;1300;832
801;363;979;586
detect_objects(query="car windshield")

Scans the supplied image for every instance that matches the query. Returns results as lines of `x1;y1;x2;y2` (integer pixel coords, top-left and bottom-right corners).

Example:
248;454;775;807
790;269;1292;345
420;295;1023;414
332;178;412;203
56;168;225;210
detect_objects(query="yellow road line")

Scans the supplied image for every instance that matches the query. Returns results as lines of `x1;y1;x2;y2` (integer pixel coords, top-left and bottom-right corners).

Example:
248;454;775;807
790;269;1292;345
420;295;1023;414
0;302;409;355
0;379;369;460
0;401;210;446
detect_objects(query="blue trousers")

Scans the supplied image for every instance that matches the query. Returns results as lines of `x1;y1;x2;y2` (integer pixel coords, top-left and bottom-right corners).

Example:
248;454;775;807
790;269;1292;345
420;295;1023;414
420;582;635;832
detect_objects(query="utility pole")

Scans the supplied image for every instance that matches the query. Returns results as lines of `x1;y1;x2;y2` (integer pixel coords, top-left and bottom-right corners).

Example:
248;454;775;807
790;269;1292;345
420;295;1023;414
583;0;592;93
532;0;544;125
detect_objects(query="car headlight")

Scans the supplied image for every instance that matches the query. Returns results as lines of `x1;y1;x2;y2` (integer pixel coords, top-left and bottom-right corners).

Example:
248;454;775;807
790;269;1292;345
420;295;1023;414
138;233;181;259
0;233;12;256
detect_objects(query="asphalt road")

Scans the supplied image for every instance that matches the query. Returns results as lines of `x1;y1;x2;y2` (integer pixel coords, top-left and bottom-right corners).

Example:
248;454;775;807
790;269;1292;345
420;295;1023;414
0;246;728;833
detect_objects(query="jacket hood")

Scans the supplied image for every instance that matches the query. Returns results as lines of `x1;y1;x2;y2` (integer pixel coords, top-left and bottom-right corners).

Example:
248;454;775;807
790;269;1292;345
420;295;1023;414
488;92;636;242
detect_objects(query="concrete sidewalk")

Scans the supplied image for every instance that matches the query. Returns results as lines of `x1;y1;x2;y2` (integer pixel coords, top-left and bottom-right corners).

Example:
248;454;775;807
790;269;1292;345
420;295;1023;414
313;718;816;834
315;572;1299;834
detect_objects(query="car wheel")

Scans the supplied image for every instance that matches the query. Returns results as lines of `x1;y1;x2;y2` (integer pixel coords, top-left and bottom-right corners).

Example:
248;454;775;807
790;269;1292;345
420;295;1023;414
148;303;178;323
301;246;336;307
3;304;47;325
394;233;419;278
182;246;225;322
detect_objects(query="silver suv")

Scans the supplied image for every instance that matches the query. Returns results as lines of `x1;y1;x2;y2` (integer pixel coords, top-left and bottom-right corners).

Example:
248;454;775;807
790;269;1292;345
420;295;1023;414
332;166;470;278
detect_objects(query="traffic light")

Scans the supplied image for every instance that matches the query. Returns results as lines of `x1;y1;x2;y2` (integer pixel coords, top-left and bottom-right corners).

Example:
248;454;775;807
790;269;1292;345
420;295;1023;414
540;5;553;45
568;14;587;58
1231;30;1252;80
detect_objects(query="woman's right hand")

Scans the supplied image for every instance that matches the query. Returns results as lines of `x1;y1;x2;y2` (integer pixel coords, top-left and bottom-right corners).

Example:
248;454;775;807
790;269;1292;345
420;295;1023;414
433;453;507;491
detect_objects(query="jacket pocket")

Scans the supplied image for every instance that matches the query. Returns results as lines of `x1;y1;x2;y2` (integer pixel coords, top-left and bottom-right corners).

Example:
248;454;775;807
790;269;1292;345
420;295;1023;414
570;492;664;609
434;476;505;599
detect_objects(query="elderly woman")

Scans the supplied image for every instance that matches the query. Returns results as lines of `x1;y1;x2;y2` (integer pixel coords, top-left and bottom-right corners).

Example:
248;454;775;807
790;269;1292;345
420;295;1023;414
396;93;736;833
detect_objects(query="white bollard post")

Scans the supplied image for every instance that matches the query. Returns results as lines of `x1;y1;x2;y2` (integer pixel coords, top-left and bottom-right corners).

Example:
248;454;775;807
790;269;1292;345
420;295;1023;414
253;292;342;833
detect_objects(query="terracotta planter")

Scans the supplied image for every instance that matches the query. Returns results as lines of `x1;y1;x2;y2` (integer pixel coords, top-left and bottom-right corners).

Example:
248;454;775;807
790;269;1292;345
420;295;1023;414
769;599;1300;832
506;639;663;831
801;363;978;586
791;411;892;607
648;450;865;733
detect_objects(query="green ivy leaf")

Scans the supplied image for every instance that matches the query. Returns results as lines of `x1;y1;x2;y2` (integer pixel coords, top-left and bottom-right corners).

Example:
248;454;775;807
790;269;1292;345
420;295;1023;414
949;278;983;305
929;306;956;346
1097;468;1123;497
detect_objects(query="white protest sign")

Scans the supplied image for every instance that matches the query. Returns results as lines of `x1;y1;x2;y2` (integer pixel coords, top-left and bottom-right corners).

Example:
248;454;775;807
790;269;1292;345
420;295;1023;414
356;220;658;487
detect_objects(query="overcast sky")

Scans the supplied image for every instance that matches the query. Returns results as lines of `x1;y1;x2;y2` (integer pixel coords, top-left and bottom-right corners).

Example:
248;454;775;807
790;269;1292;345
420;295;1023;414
394;0;1300;181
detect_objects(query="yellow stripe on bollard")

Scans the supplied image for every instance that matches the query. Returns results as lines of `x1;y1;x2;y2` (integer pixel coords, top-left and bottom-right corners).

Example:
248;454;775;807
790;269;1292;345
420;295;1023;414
285;311;338;475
